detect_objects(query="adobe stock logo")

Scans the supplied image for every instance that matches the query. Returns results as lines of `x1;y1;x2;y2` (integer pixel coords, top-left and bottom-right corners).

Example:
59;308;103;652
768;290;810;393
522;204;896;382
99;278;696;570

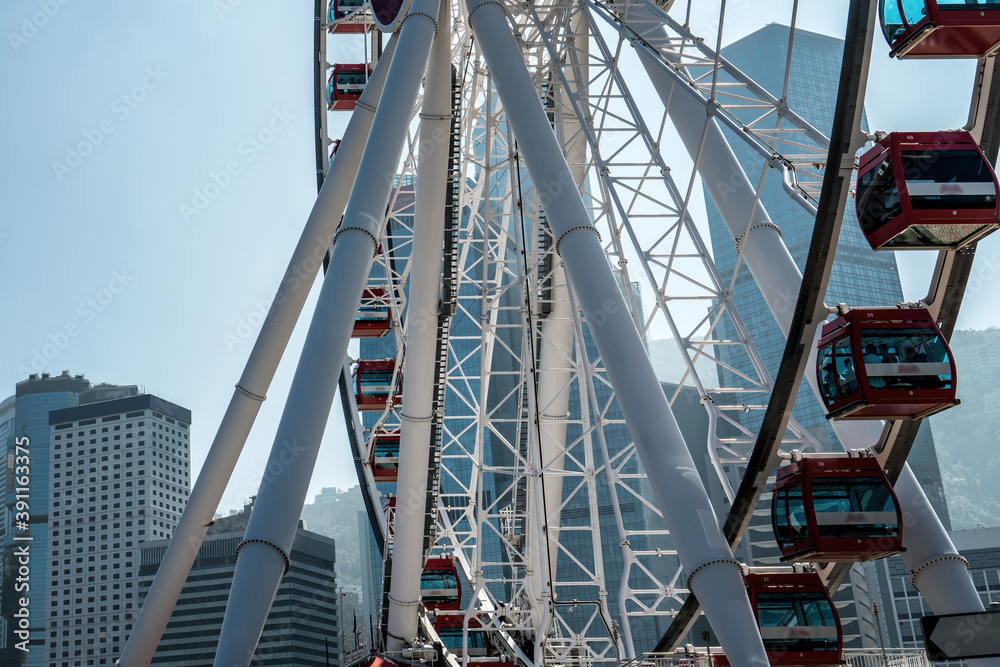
7;0;71;54
51;66;168;182
179;108;294;223
17;269;134;377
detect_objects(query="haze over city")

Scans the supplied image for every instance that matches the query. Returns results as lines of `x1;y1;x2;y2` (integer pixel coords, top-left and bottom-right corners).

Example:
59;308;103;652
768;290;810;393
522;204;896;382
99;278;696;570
3;0;998;513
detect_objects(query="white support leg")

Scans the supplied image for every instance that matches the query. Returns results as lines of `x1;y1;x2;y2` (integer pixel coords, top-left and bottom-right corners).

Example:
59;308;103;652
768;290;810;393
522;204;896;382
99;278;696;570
208;3;441;662
532;16;588;609
385;0;451;651
117;34;399;667
464;4;769;666
534;265;573;599
896;466;1000;667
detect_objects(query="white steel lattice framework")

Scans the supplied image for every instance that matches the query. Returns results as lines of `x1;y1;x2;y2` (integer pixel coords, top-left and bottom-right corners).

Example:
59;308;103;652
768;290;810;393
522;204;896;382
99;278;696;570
117;1;998;666
336;0;833;664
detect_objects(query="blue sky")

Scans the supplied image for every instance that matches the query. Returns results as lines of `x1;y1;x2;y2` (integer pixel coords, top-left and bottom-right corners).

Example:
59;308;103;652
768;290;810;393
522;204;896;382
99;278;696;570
2;1;997;511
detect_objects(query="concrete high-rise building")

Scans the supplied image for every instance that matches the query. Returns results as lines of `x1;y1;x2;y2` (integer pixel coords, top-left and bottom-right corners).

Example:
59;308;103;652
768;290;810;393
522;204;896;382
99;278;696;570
139;498;339;666
45;392;190;666
0;372;148;665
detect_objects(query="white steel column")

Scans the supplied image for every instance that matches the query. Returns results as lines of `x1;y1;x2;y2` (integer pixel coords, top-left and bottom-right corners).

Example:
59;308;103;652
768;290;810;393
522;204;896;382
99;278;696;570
637;14;993;653
209;1;440;661
385;0;451;651
533;14;588;602
118;35;398;667
465;4;769;666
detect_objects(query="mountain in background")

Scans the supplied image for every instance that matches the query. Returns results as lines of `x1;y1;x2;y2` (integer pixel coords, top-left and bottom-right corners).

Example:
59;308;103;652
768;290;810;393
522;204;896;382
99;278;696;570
301;485;366;591
927;327;1000;529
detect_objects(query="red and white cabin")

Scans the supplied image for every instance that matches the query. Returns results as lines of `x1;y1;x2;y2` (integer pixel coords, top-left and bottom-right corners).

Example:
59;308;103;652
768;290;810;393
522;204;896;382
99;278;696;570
856;131;999;250
353;360;401;411
880;0;1000;59
327;64;371;111
817;308;958;420
771;456;903;563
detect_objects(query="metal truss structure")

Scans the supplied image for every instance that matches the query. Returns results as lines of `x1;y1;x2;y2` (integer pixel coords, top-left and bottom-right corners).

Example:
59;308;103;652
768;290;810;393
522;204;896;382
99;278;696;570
328;0;848;664
117;0;1000;665
326;2;837;665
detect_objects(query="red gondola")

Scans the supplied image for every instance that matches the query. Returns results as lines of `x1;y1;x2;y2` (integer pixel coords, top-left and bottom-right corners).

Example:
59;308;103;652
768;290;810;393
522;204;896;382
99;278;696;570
713;573;842;667
856;131;999;250
817;308;958;420
328;0;366;33
422;557;461;611
434;616;515;667
370;427;400;482
771;457;903;563
880;0;1000;59
354;360;402;411
353;287;391;338
327;64;371;111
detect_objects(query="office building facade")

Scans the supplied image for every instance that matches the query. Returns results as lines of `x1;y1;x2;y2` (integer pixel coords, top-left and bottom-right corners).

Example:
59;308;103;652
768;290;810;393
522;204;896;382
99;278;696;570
1;373;93;664
139;499;339;666
0;372;150;665
45;392;191;666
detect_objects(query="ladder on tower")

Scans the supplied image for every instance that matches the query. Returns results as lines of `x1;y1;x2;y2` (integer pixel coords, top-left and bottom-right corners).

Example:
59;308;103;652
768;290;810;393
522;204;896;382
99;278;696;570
423;64;462;556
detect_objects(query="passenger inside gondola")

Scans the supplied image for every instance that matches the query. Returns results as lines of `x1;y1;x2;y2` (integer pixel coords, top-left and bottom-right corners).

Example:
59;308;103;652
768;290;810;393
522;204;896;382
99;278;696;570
756;591;840;655
358;368;393;400
336;69;367;98
818;338;862;407
330;0;364;20
372;437;399;474
863;345;886;388
841;358;857;394
860;328;952;390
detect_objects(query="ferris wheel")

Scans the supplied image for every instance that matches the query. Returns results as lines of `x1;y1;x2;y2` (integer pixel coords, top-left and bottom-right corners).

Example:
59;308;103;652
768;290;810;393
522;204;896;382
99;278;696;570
118;1;1000;666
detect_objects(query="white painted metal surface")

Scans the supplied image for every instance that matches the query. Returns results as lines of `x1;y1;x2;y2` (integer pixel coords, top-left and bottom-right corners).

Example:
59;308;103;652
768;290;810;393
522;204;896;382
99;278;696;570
385;0;452;650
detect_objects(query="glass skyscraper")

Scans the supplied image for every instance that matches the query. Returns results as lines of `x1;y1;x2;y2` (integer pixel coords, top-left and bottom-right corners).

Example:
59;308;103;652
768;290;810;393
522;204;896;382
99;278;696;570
0;372;93;664
705;23;950;528
702;23;952;648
